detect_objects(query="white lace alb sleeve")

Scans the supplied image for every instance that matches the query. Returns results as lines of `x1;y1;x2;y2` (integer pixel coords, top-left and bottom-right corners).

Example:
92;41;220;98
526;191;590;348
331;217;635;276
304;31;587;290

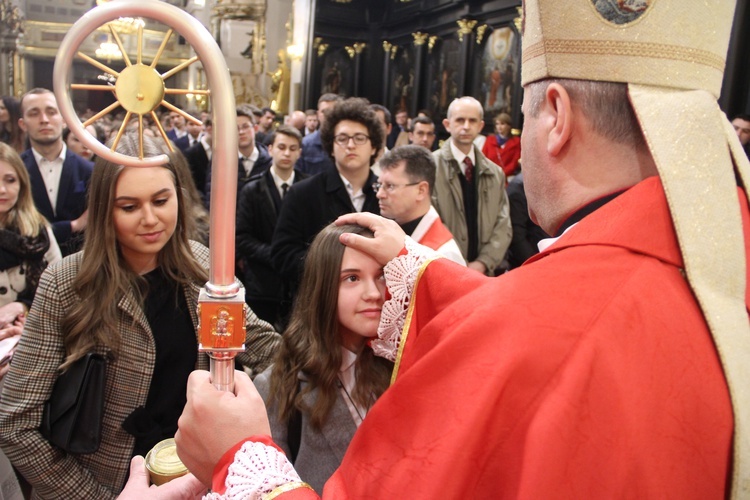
202;441;303;500
372;237;440;361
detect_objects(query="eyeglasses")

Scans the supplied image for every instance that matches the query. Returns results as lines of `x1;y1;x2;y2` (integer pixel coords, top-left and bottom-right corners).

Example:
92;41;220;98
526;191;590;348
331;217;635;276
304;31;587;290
334;133;370;146
238;123;254;132
373;181;421;193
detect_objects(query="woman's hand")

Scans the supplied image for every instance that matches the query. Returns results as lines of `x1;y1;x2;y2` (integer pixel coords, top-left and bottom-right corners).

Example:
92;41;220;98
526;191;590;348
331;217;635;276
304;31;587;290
117;456;206;500
0;302;26;329
0;324;22;381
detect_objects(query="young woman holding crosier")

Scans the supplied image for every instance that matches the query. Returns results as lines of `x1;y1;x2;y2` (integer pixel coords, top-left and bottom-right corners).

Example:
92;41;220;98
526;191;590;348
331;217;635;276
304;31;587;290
0;133;279;498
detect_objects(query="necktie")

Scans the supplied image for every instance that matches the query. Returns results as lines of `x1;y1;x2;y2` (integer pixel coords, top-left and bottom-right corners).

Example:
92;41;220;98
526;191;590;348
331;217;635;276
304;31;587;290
281;183;289;198
463;156;474;183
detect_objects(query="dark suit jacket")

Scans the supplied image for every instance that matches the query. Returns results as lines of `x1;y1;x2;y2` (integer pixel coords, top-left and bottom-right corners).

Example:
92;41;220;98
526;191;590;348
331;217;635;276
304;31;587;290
236;169;308;300
271;167;379;292
183;141;210;200
204;143;272;207
255;368;356;495
172;134;190;152
296;130;334;175
21;149;93;256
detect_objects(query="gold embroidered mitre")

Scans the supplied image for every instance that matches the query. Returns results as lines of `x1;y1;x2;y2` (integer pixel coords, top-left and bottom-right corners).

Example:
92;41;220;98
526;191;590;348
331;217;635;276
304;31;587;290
521;1;750;497
521;0;733;95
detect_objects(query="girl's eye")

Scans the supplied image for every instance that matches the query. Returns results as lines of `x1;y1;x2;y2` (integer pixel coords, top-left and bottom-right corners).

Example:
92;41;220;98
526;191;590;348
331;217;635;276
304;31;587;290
153;198;168;206
343;275;358;283
119;205;136;212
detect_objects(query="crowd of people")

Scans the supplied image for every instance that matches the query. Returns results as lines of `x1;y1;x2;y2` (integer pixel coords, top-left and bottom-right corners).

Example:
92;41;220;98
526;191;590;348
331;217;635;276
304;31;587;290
0;0;748;497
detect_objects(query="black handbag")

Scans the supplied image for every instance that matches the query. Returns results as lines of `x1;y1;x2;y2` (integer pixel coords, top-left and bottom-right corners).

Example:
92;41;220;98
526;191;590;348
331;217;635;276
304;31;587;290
40;352;107;454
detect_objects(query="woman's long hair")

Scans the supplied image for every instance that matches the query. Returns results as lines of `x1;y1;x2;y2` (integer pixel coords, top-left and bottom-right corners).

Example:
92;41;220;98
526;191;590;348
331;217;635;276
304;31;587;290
270;223;393;430
0;142;47;236
60;133;207;367
1;97;24;153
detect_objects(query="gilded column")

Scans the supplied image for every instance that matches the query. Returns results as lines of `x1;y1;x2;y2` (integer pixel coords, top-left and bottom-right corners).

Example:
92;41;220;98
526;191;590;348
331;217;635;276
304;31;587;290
411;31;428;117
0;0;23;96
456;19;477;95
382;41;395;105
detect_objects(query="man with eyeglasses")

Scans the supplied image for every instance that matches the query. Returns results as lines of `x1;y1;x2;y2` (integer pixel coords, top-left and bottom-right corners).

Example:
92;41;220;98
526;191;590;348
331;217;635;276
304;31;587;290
204;104;272;207
272;98;382;297
433;96;511;275
376;145;465;265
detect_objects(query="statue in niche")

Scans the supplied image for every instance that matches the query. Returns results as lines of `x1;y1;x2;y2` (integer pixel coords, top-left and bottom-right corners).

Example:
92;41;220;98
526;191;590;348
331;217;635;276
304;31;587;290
240;30;254;59
268;50;290;113
324;63;341;95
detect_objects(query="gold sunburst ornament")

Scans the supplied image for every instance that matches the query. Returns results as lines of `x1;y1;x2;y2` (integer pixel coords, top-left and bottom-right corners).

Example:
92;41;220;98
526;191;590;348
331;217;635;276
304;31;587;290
71;23;206;159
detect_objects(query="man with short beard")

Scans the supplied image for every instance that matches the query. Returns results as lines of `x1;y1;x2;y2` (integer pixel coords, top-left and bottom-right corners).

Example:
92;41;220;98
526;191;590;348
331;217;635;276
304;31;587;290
19;88;92;256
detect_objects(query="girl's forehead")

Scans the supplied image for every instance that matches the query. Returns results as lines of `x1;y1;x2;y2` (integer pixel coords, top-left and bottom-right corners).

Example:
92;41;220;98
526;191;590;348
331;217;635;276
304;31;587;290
115;165;175;192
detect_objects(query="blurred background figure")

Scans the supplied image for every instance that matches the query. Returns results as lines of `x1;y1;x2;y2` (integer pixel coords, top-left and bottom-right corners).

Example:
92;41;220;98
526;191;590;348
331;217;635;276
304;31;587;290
482;112;521;178
0;142;61;385
0;97;24;154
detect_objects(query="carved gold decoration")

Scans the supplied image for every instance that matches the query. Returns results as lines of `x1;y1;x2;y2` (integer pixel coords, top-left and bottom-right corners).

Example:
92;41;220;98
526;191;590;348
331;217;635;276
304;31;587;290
412;31;429;46
514;6;523;32
476;24;490;45
1;0;23;34
383;41;399;60
317;43;329;57
428;35;438;53
314;36;323;48
344;45;355;59
212;2;266;21
353;42;366;54
456;19;477;42
268;49;290;112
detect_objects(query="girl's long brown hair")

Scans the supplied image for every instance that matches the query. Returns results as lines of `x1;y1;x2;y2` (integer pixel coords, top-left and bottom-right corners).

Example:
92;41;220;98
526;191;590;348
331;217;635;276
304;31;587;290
269;223;393;430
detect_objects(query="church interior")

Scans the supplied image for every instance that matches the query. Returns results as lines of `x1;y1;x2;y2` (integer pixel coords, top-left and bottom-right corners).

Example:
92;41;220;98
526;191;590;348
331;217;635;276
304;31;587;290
1;0;748;137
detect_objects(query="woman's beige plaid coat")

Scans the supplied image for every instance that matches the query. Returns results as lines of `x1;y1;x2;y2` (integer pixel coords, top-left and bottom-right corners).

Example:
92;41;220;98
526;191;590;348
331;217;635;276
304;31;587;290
0;242;280;499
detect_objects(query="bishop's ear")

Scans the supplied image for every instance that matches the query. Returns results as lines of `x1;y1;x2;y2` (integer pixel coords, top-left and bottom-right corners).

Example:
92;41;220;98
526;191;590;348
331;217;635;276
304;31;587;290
545;83;573;157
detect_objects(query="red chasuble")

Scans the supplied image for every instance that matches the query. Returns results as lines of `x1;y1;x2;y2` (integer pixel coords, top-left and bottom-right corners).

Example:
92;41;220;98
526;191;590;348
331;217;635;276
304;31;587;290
266;176;749;499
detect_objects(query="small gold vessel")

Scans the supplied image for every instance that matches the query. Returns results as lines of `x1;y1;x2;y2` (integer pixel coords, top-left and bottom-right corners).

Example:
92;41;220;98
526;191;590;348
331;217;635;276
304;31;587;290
144;438;188;485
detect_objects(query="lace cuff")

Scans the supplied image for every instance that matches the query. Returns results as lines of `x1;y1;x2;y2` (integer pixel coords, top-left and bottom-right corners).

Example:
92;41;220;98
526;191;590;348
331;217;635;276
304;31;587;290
373;237;440;361
203;441;303;500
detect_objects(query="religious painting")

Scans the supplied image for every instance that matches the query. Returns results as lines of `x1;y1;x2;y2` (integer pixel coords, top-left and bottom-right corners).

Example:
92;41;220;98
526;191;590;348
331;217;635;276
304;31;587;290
320;48;353;97
475;26;520;119
389;45;415;114
425;36;460;120
590;0;651;25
